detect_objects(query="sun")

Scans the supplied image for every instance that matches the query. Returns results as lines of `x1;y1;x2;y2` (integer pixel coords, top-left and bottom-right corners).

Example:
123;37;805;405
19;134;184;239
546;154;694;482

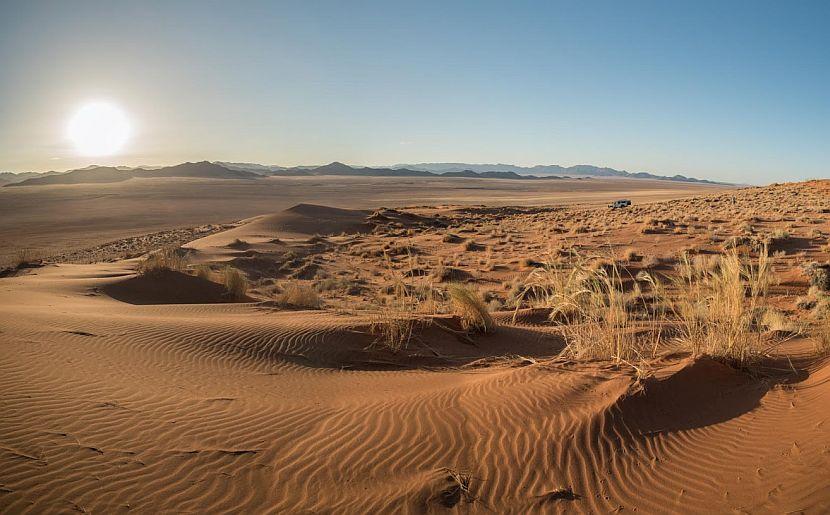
67;101;131;156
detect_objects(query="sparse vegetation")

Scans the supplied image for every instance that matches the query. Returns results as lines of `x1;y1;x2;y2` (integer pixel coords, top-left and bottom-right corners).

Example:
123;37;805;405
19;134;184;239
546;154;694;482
137;247;188;276
622;248;641;262
803;262;830;292
447;283;495;334
274;281;321;309
194;264;212;280
519;255;663;362
671;247;777;365
815;322;830;355
223;266;249;300
368;253;429;351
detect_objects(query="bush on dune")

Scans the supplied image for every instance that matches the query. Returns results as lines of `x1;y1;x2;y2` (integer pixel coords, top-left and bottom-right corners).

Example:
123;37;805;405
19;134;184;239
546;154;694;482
137;247;188;276
275;281;321;309
671;246;778;365
447;283;495;334
223;266;249;300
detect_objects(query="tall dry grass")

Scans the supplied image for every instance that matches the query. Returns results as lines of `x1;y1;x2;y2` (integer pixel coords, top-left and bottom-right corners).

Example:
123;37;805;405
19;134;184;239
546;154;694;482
447;283;495;334
815;323;830;356
137;248;188;276
671;246;777;365
222;266;249;300
369;249;426;351
517;255;663;362
275;281;320;309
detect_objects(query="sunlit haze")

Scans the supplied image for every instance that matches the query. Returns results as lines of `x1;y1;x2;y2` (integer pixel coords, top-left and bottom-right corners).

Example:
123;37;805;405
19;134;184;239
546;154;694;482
0;1;827;183
67;101;131;156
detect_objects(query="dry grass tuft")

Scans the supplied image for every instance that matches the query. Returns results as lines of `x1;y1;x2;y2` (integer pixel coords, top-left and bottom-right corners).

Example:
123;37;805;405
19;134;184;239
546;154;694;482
223;266;249;300
13;248;42;268
194;264;212;280
369;253;431;351
521;256;664;362
137;248;188;276
672;247;777;365
815;322;830;356
433;468;476;508
275;281;321;309
622;248;641;262
447;284;495;334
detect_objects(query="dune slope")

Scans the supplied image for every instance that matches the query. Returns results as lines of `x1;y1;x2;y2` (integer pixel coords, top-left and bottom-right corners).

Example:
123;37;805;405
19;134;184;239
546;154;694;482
1;262;829;513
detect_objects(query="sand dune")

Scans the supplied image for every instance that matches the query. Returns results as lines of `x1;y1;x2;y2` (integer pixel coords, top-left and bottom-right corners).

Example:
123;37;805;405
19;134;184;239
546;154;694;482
1;262;828;512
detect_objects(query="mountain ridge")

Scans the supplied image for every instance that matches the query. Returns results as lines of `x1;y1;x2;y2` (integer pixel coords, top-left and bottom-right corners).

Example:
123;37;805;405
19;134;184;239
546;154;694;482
5;160;729;186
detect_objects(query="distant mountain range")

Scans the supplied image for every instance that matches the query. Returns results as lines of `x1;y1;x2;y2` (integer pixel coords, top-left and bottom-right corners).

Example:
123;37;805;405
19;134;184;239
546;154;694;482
391;162;724;184
2;160;726;187
3;162;258;186
223;161;725;184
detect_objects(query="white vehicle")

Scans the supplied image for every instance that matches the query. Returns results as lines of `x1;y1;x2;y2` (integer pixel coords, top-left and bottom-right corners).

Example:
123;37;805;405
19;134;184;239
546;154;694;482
609;199;632;209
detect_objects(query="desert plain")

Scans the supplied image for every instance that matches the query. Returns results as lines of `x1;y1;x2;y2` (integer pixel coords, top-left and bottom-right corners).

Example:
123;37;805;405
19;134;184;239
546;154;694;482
1;175;830;513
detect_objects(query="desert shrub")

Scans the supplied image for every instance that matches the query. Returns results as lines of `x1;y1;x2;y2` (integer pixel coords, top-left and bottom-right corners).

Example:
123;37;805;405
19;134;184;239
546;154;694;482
223;266;249;300
13;248;42;268
369;255;427;351
194;264;212;280
137;248;188;276
813;295;830;320
228;238;250;249
370;314;418;353
275;281;320;309
803;262;830;292
432;264;471;283
642;254;660;268
516;255;664;361
672;247;776;365
815;322;830;355
622;248;641;262
757;308;799;335
447;284;495;334
556;265;662;361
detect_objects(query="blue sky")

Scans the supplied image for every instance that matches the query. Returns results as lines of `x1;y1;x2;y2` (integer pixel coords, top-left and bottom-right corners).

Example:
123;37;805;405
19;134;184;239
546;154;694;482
0;0;827;183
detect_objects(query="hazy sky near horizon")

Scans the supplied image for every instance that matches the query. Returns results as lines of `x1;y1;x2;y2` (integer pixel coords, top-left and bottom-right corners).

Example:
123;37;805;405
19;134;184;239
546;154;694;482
1;1;827;183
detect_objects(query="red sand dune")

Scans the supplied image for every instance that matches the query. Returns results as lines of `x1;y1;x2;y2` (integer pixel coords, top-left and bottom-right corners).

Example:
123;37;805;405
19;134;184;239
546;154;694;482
1;261;828;512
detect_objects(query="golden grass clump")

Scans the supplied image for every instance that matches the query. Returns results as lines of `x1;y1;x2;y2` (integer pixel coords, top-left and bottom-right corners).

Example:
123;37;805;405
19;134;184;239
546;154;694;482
447;283;495;334
13;248;42;268
223;266;249;300
757;308;799;335
275;281;321;309
137;248;188;276
523;256;663;362
194;264;212;280
815;322;830;356
672;246;776;365
369;253;429;351
622;248;641;262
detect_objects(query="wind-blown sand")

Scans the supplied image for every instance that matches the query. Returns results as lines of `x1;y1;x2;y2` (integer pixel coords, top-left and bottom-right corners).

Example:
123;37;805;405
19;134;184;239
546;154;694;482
2;180;829;513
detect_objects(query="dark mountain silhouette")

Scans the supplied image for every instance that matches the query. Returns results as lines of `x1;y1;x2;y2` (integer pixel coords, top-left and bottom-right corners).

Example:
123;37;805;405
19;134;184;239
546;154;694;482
6;161;258;187
0;171;61;185
393;162;725;184
6;160;727;186
139;161;257;179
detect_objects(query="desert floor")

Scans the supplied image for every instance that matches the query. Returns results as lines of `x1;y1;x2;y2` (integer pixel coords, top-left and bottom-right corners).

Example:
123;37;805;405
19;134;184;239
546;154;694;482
2;179;830;513
0;175;722;266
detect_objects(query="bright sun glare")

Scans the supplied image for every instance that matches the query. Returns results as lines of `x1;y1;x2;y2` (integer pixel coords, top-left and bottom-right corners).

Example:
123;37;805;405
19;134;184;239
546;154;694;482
67;102;131;156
